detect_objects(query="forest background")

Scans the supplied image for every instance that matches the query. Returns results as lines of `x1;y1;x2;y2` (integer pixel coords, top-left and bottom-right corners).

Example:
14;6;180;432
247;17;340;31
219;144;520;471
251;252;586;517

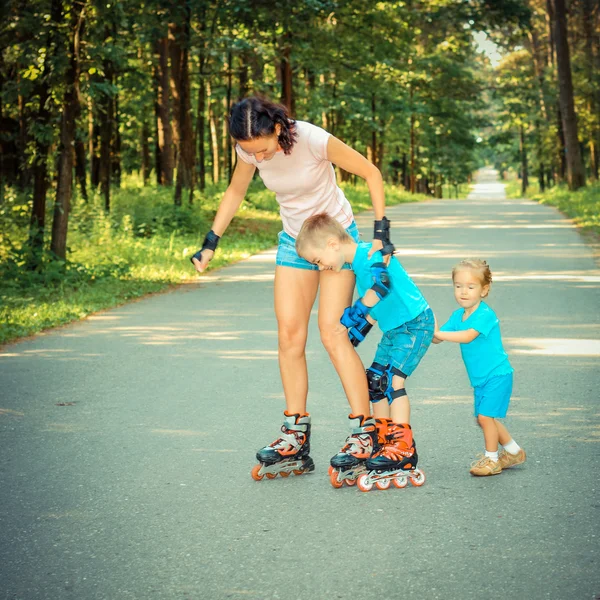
0;0;598;345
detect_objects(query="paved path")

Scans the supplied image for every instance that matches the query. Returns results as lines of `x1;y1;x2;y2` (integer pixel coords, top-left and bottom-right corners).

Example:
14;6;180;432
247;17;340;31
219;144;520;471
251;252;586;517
1;168;599;600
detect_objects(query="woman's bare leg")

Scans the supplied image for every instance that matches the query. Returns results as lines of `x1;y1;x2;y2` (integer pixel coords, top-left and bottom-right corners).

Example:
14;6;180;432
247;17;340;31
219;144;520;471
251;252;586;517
318;269;370;416
274;266;319;414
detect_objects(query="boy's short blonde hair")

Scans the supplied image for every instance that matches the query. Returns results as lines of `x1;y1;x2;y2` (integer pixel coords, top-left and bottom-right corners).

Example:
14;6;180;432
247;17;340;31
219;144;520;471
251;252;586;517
296;213;353;258
452;259;493;288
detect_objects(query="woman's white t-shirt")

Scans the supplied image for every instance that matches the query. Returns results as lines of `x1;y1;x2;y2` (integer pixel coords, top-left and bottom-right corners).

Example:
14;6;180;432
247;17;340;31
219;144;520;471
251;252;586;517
235;120;354;238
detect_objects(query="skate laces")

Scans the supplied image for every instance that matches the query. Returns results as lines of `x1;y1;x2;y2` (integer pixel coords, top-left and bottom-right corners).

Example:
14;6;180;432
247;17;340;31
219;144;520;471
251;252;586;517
270;428;305;452
341;433;373;457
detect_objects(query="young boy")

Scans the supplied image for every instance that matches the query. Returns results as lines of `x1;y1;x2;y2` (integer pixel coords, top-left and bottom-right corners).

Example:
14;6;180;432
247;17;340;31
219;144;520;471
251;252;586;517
296;213;435;488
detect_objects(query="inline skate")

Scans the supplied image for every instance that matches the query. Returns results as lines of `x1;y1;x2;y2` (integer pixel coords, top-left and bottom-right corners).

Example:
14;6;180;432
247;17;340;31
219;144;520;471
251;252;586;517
328;415;385;488
251;412;314;480
357;423;425;491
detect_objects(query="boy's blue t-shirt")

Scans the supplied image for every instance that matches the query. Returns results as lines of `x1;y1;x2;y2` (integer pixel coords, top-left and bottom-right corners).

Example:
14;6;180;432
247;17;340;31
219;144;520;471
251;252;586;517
440;300;513;387
352;242;429;332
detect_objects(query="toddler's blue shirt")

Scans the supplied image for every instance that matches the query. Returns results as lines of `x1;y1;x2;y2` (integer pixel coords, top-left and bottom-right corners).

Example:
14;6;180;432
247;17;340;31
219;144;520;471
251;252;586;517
440;300;513;387
352;242;429;332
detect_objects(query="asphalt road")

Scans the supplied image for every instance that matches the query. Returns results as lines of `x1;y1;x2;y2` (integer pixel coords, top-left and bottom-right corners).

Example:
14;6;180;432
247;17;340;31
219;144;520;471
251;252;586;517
1;168;599;600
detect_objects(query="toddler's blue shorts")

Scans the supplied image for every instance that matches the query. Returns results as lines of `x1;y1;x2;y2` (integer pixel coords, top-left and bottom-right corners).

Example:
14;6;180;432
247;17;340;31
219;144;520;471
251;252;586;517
275;221;360;270
474;372;513;418
373;308;435;378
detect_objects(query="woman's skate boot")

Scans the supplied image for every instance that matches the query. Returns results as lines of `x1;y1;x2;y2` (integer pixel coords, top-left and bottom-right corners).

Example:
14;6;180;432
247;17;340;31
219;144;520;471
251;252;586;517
251;412;314;481
357;423;426;491
329;414;379;488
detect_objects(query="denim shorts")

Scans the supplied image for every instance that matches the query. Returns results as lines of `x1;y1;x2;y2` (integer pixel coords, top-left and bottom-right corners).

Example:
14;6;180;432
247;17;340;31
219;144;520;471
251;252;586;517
275;221;360;270
474;372;513;418
372;308;435;377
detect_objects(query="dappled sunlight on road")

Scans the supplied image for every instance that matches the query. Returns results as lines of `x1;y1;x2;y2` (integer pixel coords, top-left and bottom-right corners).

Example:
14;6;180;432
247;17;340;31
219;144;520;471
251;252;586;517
422;395;472;405
151;429;207;436
215;349;280;360
506;337;600;356
0;408;24;417
199;272;275;283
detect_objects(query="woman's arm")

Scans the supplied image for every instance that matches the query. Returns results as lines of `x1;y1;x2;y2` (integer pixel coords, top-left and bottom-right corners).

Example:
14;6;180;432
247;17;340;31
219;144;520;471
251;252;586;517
192;159;256;272
434;329;480;344
327;136;385;220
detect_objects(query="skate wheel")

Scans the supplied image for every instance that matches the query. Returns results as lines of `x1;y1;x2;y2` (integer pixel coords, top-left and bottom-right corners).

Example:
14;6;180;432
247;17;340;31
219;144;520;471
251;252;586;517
375;478;391;490
279;471;290;478
328;466;334;476
251;464;264;481
345;478;356;486
357;474;373;492
392;476;408;488
293;469;305;476
410;470;426;487
329;470;343;489
266;472;277;479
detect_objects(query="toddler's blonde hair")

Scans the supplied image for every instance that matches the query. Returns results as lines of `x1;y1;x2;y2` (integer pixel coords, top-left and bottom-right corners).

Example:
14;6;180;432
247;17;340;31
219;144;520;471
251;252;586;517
296;213;353;258
452;259;493;289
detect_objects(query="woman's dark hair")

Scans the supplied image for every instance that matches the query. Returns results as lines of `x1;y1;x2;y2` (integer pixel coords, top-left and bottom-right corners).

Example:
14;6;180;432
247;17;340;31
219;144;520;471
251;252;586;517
229;96;298;155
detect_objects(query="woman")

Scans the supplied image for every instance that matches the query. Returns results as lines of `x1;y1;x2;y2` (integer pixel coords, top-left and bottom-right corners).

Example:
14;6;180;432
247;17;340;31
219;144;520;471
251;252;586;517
191;96;393;480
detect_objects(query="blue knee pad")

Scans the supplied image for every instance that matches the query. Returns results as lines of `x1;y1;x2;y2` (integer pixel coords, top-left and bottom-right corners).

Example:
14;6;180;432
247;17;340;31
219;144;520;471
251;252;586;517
366;362;407;405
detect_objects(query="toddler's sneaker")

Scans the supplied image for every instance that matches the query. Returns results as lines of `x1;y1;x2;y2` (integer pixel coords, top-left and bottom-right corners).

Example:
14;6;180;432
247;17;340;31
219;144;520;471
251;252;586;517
499;448;526;469
469;455;502;477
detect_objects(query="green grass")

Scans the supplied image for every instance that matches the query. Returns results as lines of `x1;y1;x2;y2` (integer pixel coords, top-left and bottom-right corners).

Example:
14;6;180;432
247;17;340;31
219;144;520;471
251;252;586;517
503;174;600;237
0;178;427;345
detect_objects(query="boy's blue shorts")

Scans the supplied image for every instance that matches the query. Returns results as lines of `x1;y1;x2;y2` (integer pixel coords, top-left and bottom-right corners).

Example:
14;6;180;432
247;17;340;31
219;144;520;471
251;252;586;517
474;372;513;418
373;308;434;378
276;221;360;270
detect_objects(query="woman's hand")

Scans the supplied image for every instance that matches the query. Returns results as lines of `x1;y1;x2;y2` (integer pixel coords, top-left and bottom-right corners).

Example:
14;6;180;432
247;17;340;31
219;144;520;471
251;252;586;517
368;239;391;264
191;249;214;273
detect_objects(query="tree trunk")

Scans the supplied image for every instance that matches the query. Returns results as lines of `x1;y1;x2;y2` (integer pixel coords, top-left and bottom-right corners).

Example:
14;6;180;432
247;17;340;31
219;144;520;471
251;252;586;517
28;0;61;265
173;3;195;205
238;50;249;100
196;53;206;191
141;119;150;185
410;113;416;194
225;50;233;182
371;94;377;168
153;64;163;185
582;0;598;179
74;133;87;200
280;32;294;114
111;89;121;188
51;3;84;259
98;25;114;211
155;37;174;185
168;22;181;162
17;85;30;190
520;124;529;196
401;152;408;190
526;25;548;120
207;81;219;183
552;0;586;190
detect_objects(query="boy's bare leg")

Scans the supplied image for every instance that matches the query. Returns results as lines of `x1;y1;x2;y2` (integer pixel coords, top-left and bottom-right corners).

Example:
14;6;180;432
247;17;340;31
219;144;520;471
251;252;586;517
274;266;319;415
390;374;409;424
372;402;391;419
318;269;370;416
478;415;500;452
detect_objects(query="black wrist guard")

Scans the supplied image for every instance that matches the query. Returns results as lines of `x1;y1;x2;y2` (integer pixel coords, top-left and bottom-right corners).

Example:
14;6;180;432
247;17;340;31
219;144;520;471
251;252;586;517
373;217;395;256
190;230;220;264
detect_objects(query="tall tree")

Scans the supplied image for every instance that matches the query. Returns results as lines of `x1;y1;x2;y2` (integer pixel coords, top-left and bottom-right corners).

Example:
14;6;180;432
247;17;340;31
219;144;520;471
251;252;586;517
51;1;86;260
552;0;585;189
